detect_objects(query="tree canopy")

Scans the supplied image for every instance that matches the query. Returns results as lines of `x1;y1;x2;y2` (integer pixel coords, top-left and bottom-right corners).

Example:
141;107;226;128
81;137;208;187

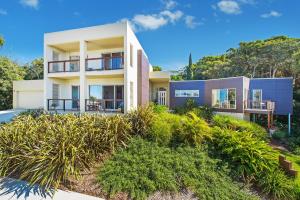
23;58;44;80
0;56;25;110
0;36;4;47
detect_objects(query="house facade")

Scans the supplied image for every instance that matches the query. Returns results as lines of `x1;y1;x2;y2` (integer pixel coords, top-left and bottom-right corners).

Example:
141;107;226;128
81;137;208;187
13;22;293;130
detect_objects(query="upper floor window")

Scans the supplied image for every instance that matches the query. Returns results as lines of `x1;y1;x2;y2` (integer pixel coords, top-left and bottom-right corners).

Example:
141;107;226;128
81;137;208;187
212;88;236;109
175;90;199;97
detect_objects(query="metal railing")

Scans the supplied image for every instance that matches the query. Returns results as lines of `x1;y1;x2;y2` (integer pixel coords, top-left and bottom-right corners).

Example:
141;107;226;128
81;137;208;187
244;100;275;111
85;99;124;112
85;56;124;71
48;60;80;73
47;99;80;111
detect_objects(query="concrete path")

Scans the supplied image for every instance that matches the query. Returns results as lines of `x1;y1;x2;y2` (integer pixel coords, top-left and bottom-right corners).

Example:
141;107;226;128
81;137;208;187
0;110;24;123
0;178;103;200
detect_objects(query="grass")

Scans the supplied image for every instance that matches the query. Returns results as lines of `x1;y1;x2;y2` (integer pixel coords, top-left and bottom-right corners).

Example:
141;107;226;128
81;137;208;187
278;150;300;186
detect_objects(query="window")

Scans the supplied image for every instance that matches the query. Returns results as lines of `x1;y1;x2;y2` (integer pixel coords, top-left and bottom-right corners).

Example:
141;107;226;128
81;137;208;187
130;44;133;67
212;88;236;109
89;85;103;99
252;89;262;109
175;90;199;97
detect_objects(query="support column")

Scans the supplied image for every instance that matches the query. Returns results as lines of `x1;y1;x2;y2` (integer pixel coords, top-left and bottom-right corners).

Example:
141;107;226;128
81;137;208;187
43;45;52;111
80;40;87;113
267;112;271;129
288;113;291;135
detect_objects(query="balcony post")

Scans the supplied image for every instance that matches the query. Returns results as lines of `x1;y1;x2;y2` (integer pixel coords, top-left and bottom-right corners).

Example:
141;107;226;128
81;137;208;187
80;40;87;113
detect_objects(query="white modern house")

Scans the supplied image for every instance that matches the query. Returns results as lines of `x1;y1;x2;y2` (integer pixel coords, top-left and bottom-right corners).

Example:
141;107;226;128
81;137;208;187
13;21;170;113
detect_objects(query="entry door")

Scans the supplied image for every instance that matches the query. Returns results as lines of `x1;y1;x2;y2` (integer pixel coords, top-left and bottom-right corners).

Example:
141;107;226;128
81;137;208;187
72;86;80;109
158;91;167;106
252;89;262;109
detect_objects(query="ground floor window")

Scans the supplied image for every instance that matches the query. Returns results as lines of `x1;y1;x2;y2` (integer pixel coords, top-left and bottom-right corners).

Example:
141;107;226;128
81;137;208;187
175;90;199;97
212;88;236;109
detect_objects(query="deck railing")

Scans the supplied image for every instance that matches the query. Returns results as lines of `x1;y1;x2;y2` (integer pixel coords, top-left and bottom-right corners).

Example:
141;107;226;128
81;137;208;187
47;99;80;111
85;99;123;112
48;60;80;73
85;56;124;71
244;100;275;111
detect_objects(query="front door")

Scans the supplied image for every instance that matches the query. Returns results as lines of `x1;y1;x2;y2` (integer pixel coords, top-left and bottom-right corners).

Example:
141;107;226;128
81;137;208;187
72;86;80;109
158;91;167;105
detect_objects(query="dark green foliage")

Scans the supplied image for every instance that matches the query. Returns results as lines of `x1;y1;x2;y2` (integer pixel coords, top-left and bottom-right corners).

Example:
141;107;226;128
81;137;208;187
212;115;268;141
18;109;45;118
0;56;25;110
98;137;259;200
272;130;287;140
152;65;162;71
0;114;132;190
174;98;198;114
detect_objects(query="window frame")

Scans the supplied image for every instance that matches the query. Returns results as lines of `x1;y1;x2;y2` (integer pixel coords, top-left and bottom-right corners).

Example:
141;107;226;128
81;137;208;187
211;88;237;109
174;90;199;98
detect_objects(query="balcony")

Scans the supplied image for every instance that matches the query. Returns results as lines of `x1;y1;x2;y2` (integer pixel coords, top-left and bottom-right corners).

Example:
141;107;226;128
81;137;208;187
47;99;80;111
86;55;124;71
48;60;80;73
244;100;275;114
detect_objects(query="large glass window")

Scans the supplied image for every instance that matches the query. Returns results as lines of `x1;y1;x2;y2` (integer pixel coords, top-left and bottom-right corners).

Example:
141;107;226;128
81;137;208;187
175;90;199;97
212;88;236;109
89;85;103;99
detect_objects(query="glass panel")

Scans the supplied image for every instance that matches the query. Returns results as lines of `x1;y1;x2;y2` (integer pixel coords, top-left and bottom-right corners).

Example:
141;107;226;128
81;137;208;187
115;86;124;99
212;89;220;108
252;89;262;109
228;89;236;109
103;86;114;99
102;54;111;70
112;53;122;69
220;89;228;108
69;56;79;72
89;85;102;99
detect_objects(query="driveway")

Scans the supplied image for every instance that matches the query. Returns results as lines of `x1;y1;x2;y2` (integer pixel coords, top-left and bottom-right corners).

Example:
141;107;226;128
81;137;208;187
0;178;103;200
0;110;24;123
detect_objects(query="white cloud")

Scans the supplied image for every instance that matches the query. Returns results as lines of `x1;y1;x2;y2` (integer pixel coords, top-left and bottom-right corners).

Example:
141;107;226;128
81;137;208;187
20;0;39;9
132;14;168;30
261;10;282;18
238;0;256;4
185;15;203;29
0;9;7;15
160;10;183;23
162;0;178;10
217;0;241;15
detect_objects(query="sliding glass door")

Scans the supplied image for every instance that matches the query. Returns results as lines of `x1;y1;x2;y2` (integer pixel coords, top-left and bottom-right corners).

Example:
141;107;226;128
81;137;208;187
88;85;124;110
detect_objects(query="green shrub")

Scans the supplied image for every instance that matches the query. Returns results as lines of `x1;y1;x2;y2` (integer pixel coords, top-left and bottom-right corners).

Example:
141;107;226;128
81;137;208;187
174;98;198;114
191;105;214;122
172;112;212;147
127;106;155;136
210;127;298;199
98;137;259;200
0;114;132;190
212;115;268;140
272;130;287;140
151;104;168;113
257;169;296;200
18;108;45;118
210;127;277;182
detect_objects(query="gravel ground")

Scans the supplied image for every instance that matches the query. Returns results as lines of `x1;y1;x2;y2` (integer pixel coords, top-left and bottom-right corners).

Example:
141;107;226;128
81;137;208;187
148;189;198;200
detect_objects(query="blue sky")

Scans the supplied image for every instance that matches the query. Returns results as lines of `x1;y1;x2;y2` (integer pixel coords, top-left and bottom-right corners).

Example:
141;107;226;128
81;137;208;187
0;0;299;70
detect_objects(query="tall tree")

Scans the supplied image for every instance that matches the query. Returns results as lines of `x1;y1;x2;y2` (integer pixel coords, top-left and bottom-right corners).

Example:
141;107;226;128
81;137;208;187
0;57;25;110
0;36;4;47
185;53;194;80
23;58;44;80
